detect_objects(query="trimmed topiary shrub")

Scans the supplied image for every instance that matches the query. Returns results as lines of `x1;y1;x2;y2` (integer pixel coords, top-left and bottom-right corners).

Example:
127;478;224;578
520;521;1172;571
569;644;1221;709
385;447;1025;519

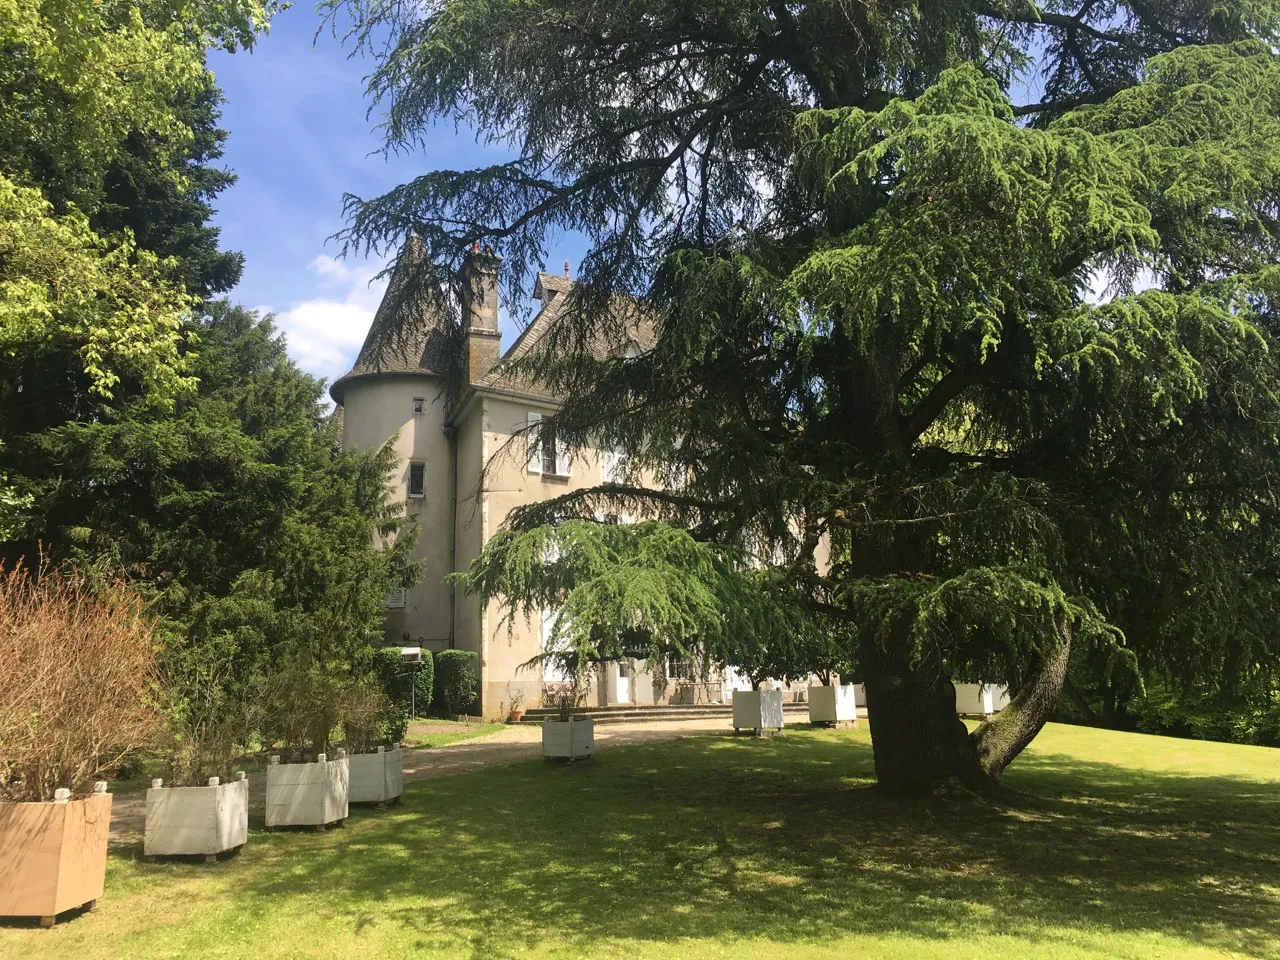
433;649;479;717
374;646;434;722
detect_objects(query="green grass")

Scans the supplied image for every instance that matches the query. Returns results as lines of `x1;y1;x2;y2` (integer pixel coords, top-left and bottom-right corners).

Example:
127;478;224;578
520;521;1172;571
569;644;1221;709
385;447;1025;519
3;723;1278;959
401;718;507;748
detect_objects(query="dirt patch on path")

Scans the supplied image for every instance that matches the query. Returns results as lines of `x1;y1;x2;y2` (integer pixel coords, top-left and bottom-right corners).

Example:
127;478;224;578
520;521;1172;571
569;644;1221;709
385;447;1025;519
108;717;731;851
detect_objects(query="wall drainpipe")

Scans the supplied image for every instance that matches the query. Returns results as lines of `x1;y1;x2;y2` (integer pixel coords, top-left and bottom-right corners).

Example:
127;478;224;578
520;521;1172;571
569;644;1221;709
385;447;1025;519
445;420;457;649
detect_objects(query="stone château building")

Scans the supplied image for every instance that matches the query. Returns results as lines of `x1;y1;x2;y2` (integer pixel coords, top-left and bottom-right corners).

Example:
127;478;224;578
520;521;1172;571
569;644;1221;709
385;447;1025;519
332;244;728;719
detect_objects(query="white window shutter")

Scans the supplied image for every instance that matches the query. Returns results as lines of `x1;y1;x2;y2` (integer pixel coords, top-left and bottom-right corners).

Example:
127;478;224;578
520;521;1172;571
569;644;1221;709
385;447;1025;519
526;412;542;473
556;443;572;478
384;589;406;609
602;447;621;483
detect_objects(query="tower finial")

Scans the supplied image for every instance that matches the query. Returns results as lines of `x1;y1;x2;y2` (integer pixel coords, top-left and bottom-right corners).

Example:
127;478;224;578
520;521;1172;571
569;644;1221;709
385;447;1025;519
564;260;571;279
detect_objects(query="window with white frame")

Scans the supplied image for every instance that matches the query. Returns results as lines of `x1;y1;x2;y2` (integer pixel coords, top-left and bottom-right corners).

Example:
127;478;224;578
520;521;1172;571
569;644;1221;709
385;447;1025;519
526;412;571;478
408;462;426;498
601;445;627;483
412;397;425;415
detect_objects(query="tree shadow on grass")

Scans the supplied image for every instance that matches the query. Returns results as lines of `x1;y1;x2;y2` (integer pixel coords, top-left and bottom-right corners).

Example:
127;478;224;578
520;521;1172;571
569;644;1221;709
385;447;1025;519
238;730;1280;958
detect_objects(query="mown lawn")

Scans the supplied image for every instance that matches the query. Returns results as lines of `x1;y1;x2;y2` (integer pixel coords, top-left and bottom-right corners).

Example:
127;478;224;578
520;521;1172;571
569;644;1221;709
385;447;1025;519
402;718;507;748
3;723;1277;960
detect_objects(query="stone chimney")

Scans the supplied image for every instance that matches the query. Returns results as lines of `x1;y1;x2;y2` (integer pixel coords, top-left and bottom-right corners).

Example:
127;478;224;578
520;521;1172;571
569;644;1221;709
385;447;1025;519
460;245;501;383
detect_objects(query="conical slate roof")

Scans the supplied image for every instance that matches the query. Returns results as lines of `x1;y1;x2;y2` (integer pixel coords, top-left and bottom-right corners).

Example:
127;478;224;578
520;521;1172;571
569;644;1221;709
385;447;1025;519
329;237;459;405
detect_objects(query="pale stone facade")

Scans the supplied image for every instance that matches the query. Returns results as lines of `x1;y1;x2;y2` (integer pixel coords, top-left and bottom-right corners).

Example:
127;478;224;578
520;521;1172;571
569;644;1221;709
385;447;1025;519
332;246;693;720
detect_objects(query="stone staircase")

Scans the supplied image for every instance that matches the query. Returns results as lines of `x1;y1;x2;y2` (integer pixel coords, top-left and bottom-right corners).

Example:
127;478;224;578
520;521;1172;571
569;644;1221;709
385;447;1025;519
516;701;813;726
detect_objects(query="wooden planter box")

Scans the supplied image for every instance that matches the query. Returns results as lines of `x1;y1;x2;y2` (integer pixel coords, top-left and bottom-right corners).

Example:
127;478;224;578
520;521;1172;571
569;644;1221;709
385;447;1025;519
0;784;112;925
144;773;248;861
954;683;1012;716
348;745;404;806
808;684;858;726
542;718;594;760
732;689;784;734
265;751;348;830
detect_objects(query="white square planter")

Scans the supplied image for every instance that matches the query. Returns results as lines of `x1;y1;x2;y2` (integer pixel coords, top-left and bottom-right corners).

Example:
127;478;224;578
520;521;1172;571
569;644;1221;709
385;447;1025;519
733;689;784;733
348;744;404;805
265;751;349;830
144;772;248;861
954;683;1011;715
808;685;858;725
542;718;594;760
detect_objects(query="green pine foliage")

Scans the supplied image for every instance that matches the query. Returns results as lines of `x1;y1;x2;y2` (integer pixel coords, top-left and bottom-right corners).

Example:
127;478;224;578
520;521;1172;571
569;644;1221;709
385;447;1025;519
324;0;1280;790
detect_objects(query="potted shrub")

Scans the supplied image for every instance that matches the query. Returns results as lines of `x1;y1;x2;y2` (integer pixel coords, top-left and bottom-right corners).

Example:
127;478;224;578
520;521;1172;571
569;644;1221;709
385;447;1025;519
342;682;404;807
807;682;858;727
144;772;248;863
0;565;161;925
541;693;595;761
732;686;785;735
144;649;261;861
506;688;527;723
265;750;349;830
262;666;351;830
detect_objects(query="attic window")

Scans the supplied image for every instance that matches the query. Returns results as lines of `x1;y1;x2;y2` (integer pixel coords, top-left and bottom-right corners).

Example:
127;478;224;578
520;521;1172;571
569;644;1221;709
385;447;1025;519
408;462;425;498
412;398;424;414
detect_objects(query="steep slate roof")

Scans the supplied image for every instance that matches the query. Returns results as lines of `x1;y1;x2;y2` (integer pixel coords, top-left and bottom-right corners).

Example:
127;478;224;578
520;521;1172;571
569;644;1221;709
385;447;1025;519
475;271;656;400
329;238;458;405
332;251;655;407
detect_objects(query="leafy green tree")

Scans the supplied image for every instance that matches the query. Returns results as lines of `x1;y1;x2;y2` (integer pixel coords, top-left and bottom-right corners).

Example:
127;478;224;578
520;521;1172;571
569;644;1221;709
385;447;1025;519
1;0;278;535
14;303;421;758
331;1;1280;793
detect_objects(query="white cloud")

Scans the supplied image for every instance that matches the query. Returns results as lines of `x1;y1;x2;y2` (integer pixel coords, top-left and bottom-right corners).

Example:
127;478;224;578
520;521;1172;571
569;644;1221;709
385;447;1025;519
268;254;389;386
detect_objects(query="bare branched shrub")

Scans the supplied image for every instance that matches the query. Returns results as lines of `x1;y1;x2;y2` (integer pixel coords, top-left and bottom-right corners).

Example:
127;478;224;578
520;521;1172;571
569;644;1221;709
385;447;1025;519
0;562;161;801
339;681;392;755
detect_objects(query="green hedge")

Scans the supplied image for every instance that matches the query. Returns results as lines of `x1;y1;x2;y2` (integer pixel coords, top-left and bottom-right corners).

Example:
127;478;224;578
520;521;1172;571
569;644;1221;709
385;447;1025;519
433;649;479;716
374;646;435;722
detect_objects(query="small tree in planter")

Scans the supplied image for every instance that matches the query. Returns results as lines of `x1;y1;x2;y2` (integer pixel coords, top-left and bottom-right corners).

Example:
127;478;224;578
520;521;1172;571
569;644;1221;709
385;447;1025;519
261;664;351;831
0;563;161;925
534;648;595;761
803;638;860;728
144;643;261;862
340;681;404;807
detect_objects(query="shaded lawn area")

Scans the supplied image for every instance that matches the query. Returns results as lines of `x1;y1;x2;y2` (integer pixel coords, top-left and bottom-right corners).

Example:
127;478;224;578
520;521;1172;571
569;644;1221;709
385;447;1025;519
3;723;1277;959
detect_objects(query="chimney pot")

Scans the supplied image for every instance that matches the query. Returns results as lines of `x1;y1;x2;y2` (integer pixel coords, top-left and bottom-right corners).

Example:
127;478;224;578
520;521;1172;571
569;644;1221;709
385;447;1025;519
564;260;571;279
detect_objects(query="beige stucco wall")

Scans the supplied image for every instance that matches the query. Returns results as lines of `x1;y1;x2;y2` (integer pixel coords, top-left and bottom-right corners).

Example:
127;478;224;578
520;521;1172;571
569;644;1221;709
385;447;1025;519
475;393;622;719
344;376;707;720
340;375;454;647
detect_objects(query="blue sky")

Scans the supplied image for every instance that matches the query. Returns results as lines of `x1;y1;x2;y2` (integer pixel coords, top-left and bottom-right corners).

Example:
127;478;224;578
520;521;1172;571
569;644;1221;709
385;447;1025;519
207;8;580;387
207;12;1064;388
